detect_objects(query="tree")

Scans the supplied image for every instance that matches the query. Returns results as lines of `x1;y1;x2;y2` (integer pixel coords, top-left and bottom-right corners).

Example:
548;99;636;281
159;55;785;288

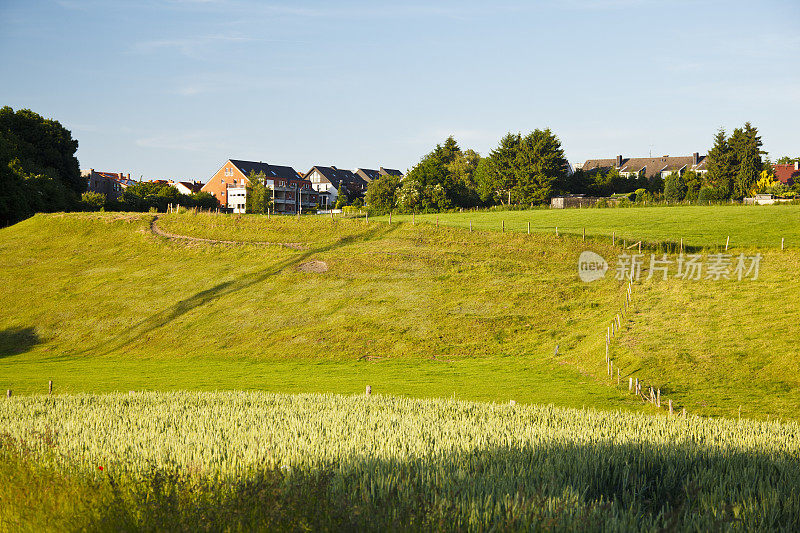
730;122;764;200
485;133;520;205
663;172;687;203
80;191;107;211
513;129;568;205
776;156;800;164
705;128;733;198
245;171;272;214
683;171;702;203
0;107;82;225
403;136;463;210
365;173;400;213
191;191;218;210
334;185;349;209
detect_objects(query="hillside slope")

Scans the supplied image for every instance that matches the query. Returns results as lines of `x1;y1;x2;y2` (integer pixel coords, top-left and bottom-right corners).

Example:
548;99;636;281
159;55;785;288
1;212;798;419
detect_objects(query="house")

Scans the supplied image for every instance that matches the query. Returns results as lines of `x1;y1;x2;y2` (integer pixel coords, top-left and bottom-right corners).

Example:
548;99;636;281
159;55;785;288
168;180;204;195
582;153;707;179
304;166;367;209
774;162;800;186
82;169;137;199
201;159;317;214
354;167;404;184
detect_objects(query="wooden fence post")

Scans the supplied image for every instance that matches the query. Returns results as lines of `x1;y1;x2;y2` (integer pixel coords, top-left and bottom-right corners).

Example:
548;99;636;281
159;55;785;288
412;212;415;225
629;377;633;391
366;385;371;396
555;226;558;237
49;380;53;395
725;236;730;251
657;388;661;407
389;212;392;224
527;222;530;235
583;227;586;241
638;241;641;253
469;221;472;232
502;220;505;232
669;399;673;415
781;237;785;250
6;390;10;398
612;231;615;246
680;238;683;254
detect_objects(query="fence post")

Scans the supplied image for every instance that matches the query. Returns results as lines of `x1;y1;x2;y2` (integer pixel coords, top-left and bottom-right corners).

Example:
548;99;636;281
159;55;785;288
725;236;730;251
669;399;673;415
502;220;505;232
527;222;530;235
781;237;785;250
49;380;53;395
555;226;558;237
629;377;633;391
612;231;615;246
6;390;10;398
366;385;371;396
680;238;683;254
389;212;392;224
583;227;586;241
657;388;661;407
469;221;472;232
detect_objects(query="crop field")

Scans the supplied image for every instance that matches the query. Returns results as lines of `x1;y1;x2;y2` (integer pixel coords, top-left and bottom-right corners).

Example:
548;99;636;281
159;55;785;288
2;392;799;530
374;204;800;250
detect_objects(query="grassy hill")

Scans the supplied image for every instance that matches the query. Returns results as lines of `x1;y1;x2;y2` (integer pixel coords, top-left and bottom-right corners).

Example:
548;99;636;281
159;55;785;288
1;210;798;420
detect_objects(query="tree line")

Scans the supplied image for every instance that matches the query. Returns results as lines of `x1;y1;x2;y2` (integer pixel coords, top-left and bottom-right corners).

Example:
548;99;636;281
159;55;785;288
365;122;797;213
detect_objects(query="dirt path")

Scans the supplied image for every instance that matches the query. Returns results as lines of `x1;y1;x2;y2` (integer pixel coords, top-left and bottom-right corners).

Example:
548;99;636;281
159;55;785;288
149;216;308;250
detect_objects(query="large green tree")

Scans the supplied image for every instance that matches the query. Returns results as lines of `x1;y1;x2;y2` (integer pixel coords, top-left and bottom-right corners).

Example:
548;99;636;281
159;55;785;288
0;107;82;225
704;128;733;198
364;173;401;213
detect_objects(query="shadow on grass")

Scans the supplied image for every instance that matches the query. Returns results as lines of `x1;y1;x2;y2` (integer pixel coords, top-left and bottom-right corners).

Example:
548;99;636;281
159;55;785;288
0;327;39;359
3;437;798;531
87;223;400;356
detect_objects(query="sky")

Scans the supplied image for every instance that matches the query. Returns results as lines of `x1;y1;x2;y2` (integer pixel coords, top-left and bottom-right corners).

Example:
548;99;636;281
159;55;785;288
1;0;798;181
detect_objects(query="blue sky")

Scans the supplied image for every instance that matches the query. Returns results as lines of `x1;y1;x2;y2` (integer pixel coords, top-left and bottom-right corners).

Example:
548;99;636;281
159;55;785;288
1;0;798;181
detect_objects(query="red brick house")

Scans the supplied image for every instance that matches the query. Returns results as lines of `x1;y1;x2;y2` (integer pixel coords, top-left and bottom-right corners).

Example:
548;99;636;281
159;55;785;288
774;162;800;186
201;159;317;214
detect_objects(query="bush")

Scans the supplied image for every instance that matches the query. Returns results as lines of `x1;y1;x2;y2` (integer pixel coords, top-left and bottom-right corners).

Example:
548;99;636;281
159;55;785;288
80;192;107;211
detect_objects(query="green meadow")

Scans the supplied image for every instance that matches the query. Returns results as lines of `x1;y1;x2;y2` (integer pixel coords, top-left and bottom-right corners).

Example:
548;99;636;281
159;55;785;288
374;204;800;250
0;208;798;419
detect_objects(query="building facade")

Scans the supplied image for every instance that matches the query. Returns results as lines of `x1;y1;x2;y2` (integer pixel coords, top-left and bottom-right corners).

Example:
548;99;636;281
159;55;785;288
201;159;317;214
82;169;137;199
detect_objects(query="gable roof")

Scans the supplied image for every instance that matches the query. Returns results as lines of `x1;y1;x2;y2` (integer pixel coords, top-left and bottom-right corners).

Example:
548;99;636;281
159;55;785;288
229;159;301;181
582;154;706;179
355;168;380;182
380;167;403;176
178;181;204;193
307;166;366;189
95;172;137;187
774;163;800;185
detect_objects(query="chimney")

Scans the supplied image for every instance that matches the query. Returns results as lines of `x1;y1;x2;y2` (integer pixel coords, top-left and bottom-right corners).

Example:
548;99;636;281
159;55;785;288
615;155;622;167
693;152;699;166
795;161;799;171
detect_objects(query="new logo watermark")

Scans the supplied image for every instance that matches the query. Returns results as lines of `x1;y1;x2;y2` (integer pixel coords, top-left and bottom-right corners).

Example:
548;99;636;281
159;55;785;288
579;252;762;282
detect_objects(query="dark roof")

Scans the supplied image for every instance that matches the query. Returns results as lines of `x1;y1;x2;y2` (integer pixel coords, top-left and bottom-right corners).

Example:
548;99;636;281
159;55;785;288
379;167;403;177
355;168;381;182
229;159;301;181
307;166;367;189
582;154;706;179
178;181;204;193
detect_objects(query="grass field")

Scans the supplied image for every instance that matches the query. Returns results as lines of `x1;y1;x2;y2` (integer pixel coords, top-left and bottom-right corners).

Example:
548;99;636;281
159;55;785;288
0;209;799;420
373;204;800;250
2;392;799;530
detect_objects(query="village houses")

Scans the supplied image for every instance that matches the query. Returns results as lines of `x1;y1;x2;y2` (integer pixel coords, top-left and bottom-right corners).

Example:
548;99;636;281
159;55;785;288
201;159;318;214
